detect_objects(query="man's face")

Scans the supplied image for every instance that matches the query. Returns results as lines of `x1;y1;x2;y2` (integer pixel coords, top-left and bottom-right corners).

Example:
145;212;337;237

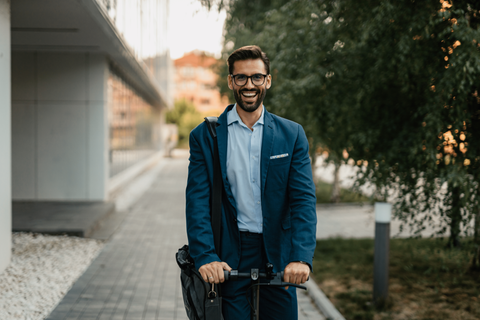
228;59;272;113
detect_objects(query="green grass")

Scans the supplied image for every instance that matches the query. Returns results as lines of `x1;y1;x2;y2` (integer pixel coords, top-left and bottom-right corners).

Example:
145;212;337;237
315;180;370;203
312;237;480;320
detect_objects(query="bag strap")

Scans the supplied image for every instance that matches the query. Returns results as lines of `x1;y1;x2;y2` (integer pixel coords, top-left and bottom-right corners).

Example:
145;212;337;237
204;117;222;254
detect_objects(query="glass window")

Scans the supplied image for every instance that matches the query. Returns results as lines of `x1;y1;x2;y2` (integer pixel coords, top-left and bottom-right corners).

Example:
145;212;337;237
108;71;160;177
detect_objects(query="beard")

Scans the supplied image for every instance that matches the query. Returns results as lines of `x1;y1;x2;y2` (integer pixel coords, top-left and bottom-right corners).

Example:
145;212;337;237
233;88;267;113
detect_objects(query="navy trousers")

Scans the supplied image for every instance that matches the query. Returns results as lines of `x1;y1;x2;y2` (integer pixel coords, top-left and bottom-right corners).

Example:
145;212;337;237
221;232;298;320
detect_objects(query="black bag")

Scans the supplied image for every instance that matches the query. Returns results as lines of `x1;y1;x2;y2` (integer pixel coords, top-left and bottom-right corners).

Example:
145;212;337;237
177;245;221;320
176;117;223;320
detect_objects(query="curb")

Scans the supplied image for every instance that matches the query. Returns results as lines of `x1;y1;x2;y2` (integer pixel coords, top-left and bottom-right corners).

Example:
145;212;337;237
305;277;346;320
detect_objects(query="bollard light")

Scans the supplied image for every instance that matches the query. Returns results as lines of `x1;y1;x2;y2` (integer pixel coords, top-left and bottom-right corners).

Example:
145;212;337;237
373;202;391;308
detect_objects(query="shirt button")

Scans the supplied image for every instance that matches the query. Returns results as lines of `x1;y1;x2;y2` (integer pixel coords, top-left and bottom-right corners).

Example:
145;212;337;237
257;201;260;204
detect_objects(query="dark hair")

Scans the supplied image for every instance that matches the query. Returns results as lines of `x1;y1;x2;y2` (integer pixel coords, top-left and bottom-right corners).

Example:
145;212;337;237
227;45;270;75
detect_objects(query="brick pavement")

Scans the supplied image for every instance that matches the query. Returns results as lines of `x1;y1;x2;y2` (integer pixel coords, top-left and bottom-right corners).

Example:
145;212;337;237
46;157;324;320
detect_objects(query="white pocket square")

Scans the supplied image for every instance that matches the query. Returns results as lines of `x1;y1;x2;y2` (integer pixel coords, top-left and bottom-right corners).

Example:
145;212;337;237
270;153;289;160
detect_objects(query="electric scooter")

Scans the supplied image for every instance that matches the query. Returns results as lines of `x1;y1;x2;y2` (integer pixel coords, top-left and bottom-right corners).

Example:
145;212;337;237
221;263;307;320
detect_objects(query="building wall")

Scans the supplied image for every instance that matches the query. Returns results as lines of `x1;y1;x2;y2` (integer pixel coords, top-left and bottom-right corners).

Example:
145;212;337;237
174;52;227;115
0;0;11;274
11;52;108;201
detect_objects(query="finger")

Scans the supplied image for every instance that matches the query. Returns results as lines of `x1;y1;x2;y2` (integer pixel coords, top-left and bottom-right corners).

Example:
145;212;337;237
212;264;220;283
216;265;224;283
285;286;289;290
199;267;209;282
222;262;232;271
302;271;310;283
300;274;307;284
204;267;214;283
300;274;306;284
208;273;215;283
288;270;297;284
283;270;290;284
292;273;300;285
296;271;304;284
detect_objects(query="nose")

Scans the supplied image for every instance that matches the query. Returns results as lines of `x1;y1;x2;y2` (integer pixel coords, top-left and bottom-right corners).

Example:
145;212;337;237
244;77;255;89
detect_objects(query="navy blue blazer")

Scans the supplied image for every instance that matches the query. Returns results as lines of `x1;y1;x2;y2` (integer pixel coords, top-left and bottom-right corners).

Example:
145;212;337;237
186;105;317;273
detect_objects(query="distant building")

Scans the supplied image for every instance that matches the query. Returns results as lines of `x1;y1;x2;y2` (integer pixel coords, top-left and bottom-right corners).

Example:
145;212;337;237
0;0;172;273
174;51;228;115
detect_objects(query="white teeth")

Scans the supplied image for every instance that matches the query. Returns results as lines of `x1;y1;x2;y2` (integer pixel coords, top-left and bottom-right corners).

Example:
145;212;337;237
242;92;256;97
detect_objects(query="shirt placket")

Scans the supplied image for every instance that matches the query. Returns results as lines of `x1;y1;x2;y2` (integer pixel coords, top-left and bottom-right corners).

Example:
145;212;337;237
250;125;262;233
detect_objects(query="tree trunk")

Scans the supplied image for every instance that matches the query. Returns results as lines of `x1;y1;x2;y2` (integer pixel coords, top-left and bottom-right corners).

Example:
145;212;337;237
311;149;318;186
471;199;480;269
309;138;318;187
448;184;462;248
330;162;341;203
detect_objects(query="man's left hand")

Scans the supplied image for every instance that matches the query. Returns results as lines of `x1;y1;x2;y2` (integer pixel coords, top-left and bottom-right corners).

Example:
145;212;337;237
283;262;310;290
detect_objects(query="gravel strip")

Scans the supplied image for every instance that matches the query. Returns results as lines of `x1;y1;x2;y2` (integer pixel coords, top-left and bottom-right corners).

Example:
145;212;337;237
0;233;104;320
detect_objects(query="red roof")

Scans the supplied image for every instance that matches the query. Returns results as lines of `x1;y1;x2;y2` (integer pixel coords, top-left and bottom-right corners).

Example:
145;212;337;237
174;51;218;68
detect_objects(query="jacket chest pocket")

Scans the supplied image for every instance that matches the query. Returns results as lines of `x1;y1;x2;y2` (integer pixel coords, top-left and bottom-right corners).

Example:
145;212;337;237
269;155;290;166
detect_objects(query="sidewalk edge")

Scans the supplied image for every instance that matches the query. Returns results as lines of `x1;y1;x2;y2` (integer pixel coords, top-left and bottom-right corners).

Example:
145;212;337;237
108;149;165;196
305;277;346;320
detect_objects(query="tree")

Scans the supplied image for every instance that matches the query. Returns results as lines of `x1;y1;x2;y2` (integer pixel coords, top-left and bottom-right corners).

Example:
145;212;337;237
263;0;480;249
166;99;204;147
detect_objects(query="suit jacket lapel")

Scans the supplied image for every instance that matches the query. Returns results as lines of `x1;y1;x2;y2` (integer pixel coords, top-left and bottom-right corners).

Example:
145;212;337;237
216;105;236;210
261;109;275;197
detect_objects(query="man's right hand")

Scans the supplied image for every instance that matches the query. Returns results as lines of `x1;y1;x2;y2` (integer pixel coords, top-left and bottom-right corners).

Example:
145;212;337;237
199;261;232;284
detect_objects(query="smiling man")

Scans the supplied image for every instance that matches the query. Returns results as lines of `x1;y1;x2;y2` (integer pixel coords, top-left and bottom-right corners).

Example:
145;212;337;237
185;45;317;319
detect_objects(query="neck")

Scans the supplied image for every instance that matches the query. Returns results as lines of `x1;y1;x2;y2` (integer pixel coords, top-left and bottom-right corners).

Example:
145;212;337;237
237;104;263;130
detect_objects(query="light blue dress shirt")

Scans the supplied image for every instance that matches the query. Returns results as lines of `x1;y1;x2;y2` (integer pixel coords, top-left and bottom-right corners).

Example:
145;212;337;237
227;104;264;233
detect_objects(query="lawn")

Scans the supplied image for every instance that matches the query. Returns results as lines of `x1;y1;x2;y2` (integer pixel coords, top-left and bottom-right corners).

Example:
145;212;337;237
315;180;370;203
312;237;480;320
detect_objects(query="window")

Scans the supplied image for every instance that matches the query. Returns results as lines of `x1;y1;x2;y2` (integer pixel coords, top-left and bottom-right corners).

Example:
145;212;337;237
182;66;195;77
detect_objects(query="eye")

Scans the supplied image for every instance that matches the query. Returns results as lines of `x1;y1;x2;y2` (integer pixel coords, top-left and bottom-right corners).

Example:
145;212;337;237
236;75;247;81
253;74;263;81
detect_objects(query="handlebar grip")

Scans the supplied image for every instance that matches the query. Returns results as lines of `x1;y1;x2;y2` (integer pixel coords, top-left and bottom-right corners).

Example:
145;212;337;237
224;270;284;281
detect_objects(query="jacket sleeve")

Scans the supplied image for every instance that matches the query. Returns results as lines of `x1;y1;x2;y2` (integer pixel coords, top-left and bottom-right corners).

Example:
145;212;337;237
287;124;317;269
185;128;221;270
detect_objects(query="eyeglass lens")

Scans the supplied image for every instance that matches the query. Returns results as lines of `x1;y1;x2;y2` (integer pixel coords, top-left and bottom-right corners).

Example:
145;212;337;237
234;74;266;86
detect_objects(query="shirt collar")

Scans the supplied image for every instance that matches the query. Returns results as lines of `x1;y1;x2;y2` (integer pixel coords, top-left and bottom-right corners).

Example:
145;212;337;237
227;103;265;127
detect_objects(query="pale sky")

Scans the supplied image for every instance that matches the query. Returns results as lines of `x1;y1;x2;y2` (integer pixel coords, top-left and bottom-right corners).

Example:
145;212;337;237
168;0;227;60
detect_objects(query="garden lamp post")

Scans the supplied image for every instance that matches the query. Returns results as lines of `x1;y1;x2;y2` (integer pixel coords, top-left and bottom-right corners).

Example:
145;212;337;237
373;202;391;307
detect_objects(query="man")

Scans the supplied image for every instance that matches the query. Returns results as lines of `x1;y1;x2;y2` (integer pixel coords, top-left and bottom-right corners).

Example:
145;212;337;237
185;45;317;319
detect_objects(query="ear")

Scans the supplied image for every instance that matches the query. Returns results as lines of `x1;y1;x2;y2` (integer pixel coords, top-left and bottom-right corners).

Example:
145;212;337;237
265;74;272;90
227;74;234;90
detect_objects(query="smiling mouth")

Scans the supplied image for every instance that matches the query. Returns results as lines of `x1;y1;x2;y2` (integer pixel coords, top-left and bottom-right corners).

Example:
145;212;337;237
241;91;258;98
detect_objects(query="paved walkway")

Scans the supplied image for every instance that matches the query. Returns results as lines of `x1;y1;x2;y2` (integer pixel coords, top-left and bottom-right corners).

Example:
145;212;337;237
46;156;324;320
315;203;440;239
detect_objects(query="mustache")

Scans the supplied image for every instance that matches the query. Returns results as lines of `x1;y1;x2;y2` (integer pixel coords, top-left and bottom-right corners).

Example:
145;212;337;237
240;89;260;94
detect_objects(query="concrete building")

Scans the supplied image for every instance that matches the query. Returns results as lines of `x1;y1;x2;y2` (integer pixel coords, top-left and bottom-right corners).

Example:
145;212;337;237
174;51;227;115
1;0;172;274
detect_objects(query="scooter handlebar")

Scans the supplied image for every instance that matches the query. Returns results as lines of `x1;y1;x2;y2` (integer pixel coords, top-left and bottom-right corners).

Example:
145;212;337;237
223;270;307;290
223;270;284;281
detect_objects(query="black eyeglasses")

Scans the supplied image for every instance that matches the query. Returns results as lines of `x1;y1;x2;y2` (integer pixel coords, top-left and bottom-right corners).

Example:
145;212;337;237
230;74;268;86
